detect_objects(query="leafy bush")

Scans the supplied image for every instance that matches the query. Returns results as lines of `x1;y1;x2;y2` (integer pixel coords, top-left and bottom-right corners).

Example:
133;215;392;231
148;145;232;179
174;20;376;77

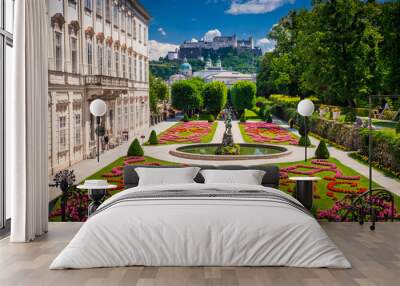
202;81;227;116
208;114;215;122
127;138;144;157
148;130;158;145
240;113;247;123
265;112;273;123
182;114;190;122
344;110;357;123
298;135;311;147
315;140;330;159
231;81;256;115
396;121;400;134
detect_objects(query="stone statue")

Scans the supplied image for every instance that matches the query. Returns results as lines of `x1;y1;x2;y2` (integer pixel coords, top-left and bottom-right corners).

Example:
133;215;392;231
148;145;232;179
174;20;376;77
222;110;234;147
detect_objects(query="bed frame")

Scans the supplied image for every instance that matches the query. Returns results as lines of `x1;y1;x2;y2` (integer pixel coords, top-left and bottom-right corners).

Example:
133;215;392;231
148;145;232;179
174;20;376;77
123;165;280;189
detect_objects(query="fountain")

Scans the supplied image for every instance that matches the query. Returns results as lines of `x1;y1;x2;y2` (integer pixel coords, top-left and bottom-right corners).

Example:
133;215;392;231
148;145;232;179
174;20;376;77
169;109;291;161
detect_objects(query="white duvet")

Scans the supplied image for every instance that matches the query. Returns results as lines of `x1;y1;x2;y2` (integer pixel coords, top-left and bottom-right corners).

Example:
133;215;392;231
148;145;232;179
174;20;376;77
50;183;351;269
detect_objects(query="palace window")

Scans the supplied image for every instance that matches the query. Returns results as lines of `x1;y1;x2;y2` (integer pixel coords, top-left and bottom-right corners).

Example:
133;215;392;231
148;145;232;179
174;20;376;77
113;3;119;27
128;56;132;79
87;40;93;74
85;0;92;11
122;53;126;78
97;44;103;75
96;0;103;17
55;32;63;71
134;55;137;81
127;16;132;35
139;59;143;82
105;0;111;22
107;47;112;75
75;114;81;146
130;105;134;126
59;116;67;152
121;11;126;31
139;23;142;43
124;106;128;129
133;19;136;39
71;37;78;73
144;27;147;45
115;52;119;77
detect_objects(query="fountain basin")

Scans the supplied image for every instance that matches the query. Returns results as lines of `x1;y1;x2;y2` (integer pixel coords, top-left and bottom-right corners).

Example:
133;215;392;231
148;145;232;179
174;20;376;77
169;143;291;161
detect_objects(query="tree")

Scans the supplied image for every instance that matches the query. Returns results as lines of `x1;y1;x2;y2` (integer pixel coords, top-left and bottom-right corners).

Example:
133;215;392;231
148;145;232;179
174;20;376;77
148;130;158;145
171;80;203;116
315;140;330;159
202;81;228;116
149;75;169;115
127;139;144;157
231;81;256;116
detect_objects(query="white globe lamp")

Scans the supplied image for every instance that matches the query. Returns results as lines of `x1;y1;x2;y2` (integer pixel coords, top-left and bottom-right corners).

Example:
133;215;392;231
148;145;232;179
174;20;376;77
297;99;315;117
297;99;315;162
90;99;107;117
90;99;107;162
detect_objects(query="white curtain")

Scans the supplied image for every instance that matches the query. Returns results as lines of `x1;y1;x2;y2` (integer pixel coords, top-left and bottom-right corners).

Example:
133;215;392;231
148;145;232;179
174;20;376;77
7;0;49;242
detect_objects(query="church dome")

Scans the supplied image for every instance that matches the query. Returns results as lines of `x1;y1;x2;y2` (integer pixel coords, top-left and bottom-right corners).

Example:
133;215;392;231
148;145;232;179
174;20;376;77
180;57;192;72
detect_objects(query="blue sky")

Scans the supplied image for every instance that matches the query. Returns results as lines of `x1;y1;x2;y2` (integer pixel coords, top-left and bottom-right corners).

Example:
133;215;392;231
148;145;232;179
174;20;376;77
141;0;312;60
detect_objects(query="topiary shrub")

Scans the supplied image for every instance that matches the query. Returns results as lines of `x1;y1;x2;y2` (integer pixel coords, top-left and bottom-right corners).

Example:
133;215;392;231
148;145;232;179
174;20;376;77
215;144;240;155
182;113;190;122
298;136;311;147
127;138;144;157
288;118;294;128
148;130;158;145
208;114;215;122
240;113;246;123
396;121;400;134
315;140;330;159
265;112;273;123
344;110;357;123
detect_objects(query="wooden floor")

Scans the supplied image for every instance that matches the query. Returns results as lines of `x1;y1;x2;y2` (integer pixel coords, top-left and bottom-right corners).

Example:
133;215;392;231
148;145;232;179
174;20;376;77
0;222;399;286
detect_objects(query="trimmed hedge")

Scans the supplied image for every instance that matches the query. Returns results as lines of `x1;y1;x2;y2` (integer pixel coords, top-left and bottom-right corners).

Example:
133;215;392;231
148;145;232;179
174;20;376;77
127;138;144;157
148;130;158;145
315;140;330;159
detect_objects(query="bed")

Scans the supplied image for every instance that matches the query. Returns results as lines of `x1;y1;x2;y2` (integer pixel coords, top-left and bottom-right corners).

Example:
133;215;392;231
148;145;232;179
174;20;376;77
50;165;351;269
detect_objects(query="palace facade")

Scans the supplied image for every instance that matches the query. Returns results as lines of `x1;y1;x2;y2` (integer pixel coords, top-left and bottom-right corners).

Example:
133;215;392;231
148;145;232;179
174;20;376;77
47;0;150;175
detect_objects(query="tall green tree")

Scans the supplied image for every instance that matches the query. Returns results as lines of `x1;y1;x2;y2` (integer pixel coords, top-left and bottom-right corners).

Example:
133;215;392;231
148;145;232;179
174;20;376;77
202;81;228;116
149;74;169;114
171;80;203;116
231;81;256;115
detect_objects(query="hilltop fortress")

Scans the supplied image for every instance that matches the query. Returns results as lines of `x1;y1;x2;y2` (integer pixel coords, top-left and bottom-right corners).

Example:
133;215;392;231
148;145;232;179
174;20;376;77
176;34;262;60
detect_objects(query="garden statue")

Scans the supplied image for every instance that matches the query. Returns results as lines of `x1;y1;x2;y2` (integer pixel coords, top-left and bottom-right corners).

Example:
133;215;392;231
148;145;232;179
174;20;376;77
215;109;240;155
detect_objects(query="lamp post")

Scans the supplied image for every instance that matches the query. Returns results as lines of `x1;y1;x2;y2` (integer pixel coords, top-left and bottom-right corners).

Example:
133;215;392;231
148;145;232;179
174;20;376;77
90;99;107;162
297;99;315;162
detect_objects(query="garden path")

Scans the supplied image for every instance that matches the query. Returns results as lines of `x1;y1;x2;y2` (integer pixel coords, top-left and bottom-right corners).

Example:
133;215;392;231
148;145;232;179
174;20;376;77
210;120;225;143
48;121;178;201
231;120;245;143
274;118;400;197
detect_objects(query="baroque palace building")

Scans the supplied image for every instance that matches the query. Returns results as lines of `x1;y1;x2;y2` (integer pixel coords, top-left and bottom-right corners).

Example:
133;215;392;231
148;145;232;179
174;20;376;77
47;0;150;175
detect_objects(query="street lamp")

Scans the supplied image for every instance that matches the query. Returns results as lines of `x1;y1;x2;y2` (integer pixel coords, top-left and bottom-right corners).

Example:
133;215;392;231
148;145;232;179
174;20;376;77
297;99;315;162
90;99;107;162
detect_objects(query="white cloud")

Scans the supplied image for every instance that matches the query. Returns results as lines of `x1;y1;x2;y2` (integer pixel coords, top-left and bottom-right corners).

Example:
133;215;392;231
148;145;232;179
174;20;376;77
226;0;295;15
204;29;222;42
157;27;167;36
149;40;179;61
256;38;276;53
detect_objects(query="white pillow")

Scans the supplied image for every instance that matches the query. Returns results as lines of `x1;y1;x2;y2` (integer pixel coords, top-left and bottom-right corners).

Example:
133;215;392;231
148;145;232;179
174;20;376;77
200;169;266;185
135;167;201;186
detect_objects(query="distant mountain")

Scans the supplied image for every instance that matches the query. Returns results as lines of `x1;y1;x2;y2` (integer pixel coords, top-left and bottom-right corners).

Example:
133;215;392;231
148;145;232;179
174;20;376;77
150;48;261;81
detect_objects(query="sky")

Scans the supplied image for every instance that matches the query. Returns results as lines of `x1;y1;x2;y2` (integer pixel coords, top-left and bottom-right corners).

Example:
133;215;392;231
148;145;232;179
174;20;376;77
140;0;312;60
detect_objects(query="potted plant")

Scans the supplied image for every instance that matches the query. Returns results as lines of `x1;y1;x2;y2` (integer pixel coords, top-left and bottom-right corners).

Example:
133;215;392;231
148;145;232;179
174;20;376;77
332;107;341;120
319;105;328;117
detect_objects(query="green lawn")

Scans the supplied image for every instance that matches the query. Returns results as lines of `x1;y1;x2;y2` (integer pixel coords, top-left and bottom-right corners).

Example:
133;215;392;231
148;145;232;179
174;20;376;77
372;119;397;130
244;109;262;120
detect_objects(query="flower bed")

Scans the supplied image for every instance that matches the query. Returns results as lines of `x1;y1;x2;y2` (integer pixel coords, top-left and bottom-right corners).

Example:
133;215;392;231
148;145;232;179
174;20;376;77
240;122;299;145
49;156;180;222
158;121;217;144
